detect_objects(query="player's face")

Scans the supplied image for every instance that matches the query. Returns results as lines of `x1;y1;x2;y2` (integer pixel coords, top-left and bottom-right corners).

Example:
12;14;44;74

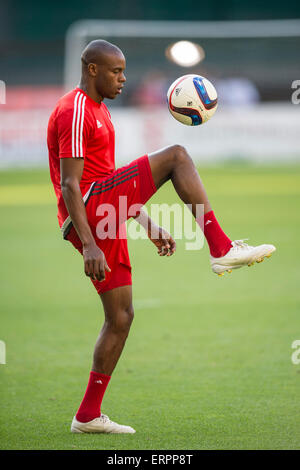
95;52;126;99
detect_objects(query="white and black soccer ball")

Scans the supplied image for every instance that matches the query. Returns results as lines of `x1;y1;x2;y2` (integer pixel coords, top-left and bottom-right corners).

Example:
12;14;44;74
167;74;218;126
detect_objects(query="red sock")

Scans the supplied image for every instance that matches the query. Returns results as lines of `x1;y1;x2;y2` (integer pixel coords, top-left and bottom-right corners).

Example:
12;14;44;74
198;210;232;258
76;371;111;423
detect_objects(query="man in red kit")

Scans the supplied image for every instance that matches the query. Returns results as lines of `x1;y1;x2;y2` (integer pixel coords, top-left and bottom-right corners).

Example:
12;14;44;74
47;40;276;434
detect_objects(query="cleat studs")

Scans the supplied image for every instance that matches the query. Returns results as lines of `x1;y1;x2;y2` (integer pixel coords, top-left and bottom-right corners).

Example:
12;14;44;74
227;269;232;273
266;254;272;258
256;258;264;263
217;273;224;277
248;262;254;267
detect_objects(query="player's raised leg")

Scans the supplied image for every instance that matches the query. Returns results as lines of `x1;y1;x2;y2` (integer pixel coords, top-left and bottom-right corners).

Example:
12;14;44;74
148;145;276;275
71;285;135;434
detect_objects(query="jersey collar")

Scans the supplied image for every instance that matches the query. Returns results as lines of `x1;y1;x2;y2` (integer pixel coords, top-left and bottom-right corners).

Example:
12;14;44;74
75;87;102;107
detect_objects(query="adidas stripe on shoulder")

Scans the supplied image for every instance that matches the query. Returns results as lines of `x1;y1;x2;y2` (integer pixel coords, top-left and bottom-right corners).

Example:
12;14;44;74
71;91;87;158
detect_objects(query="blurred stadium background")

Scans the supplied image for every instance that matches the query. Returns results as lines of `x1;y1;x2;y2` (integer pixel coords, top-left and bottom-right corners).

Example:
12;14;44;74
0;0;300;167
1;0;300;451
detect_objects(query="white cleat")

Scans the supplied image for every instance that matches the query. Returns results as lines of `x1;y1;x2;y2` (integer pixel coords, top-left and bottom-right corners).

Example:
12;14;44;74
71;414;136;434
210;239;276;276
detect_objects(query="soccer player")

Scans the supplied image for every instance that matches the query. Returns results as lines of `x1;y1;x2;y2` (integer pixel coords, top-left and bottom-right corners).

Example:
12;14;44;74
47;40;276;434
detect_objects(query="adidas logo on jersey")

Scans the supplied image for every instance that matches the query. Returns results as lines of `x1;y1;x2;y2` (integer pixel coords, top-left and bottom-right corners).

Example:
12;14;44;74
96;120;102;128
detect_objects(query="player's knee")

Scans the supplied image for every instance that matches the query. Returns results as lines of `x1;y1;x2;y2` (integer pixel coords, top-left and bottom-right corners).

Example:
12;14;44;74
171;144;191;166
125;304;134;327
110;305;134;336
172;144;186;154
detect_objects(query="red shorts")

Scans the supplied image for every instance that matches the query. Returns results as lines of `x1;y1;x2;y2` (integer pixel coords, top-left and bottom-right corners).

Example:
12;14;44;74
66;155;157;294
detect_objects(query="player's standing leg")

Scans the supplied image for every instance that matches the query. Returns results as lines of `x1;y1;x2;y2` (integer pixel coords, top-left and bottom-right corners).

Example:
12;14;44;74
71;285;136;434
148;145;276;275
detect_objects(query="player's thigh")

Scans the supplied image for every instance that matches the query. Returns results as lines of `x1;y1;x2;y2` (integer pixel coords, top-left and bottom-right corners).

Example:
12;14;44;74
148;144;185;190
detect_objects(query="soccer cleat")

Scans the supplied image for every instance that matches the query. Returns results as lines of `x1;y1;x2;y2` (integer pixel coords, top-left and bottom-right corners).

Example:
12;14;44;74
71;414;136;434
211;239;276;275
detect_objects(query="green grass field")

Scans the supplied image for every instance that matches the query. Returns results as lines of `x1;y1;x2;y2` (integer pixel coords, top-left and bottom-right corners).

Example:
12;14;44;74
0;163;300;450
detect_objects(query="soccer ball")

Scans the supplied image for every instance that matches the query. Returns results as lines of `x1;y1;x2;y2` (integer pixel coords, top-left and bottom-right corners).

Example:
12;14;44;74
167;74;218;126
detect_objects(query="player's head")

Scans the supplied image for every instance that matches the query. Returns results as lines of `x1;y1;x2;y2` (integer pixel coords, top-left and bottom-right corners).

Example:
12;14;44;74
81;39;126;99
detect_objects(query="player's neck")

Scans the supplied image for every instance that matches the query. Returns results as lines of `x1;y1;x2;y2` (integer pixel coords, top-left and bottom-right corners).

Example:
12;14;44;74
78;81;103;104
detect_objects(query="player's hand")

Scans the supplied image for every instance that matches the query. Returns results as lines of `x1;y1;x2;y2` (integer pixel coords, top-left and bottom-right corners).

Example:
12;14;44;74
148;226;176;257
82;242;111;282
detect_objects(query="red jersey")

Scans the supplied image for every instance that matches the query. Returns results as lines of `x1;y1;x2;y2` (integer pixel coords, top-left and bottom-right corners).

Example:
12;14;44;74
47;87;115;230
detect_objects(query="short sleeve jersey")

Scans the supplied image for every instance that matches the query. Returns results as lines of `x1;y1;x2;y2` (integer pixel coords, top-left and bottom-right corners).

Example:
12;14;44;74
47;87;115;228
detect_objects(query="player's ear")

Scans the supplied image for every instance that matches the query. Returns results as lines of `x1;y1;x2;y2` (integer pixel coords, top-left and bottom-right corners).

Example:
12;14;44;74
88;63;98;77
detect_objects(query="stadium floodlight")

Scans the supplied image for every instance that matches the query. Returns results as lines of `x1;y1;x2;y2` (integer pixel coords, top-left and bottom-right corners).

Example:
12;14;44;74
166;41;205;67
65;19;300;91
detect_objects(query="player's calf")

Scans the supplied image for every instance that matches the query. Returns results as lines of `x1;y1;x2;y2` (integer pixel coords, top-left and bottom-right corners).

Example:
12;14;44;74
92;304;134;375
149;144;212;217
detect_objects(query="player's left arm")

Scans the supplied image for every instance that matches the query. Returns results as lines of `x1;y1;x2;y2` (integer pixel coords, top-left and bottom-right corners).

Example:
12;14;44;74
134;209;176;256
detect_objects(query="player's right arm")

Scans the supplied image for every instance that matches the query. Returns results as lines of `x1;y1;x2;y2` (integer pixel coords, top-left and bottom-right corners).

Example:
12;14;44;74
57;99;110;282
60;158;111;282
